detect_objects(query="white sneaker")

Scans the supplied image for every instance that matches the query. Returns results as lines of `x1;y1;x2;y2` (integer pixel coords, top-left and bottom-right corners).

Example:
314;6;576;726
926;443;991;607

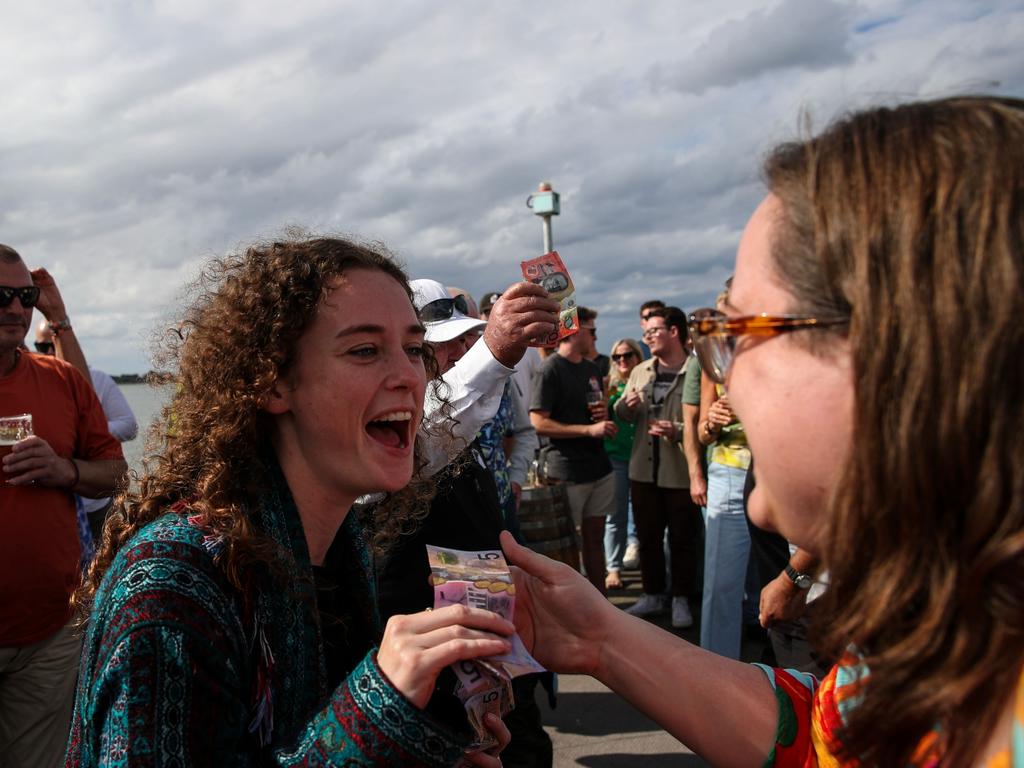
623;541;640;570
625;594;668;617
671;597;694;629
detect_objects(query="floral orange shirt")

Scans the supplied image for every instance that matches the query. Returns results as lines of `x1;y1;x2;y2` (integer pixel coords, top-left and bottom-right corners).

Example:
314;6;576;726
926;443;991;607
755;657;1024;767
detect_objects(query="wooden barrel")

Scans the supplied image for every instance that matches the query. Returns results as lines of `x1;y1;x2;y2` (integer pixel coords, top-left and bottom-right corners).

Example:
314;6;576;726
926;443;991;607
517;484;580;571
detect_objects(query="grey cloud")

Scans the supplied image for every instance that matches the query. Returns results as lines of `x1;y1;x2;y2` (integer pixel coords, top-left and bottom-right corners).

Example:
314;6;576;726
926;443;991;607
652;0;856;95
2;2;1020;374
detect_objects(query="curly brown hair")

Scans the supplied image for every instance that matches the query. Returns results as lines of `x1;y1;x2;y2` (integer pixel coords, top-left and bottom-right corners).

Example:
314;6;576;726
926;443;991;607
76;236;444;611
766;96;1024;765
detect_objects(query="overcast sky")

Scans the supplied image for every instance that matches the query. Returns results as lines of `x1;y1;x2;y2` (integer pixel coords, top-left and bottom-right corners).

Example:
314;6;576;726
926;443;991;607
3;0;1022;374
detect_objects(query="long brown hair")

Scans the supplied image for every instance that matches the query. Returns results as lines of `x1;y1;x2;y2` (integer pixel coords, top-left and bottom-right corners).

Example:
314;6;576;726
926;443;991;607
76;236;442;611
766;97;1024;765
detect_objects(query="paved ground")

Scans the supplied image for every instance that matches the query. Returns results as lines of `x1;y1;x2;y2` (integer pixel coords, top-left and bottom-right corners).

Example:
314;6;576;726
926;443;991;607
541;673;707;767
527;566;767;767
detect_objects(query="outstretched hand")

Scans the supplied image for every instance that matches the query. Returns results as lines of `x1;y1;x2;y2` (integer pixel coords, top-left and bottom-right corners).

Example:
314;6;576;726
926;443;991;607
500;531;612;676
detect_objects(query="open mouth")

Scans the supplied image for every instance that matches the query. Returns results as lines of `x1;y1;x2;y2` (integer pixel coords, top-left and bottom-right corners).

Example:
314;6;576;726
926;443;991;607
365;410;414;451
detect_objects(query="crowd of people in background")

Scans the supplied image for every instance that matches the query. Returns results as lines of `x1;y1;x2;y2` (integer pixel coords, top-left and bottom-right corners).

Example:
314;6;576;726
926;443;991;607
0;242;812;768
0;232;816;768
0;95;1022;767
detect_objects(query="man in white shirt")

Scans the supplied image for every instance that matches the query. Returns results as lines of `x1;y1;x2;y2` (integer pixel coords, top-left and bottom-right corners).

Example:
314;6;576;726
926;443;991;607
447;286;537;520
80;369;137;539
414;279;558;476
481;290;544;410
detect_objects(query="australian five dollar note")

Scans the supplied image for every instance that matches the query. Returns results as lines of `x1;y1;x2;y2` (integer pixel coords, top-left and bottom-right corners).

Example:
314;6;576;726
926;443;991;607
426;545;545;751
521;250;578;347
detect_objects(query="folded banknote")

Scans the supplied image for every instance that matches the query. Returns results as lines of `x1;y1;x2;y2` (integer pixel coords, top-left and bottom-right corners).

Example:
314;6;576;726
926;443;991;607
521;251;579;347
427;545;546;751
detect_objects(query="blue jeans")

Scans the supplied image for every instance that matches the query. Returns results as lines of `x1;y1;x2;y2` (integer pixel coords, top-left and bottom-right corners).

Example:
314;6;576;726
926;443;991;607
605;458;631;571
700;462;751;659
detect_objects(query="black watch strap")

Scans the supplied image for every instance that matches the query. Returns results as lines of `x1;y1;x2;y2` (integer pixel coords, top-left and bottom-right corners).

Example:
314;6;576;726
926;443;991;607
784;564;813;590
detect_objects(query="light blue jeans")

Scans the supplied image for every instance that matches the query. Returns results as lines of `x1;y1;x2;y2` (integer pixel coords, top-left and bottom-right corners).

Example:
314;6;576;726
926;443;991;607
605;457;631;571
700;462;751;659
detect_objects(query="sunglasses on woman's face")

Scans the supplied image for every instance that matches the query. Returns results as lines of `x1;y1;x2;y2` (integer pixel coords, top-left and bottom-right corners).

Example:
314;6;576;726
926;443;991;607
686;308;848;384
418;294;470;323
0;285;41;309
611;352;635;362
34;341;56;355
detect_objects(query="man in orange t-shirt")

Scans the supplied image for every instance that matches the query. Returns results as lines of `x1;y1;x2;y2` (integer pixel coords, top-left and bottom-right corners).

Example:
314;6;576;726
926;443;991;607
0;245;126;768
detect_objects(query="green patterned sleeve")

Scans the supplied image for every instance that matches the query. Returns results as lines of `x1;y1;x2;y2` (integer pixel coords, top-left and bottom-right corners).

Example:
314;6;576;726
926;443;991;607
76;627;466;767
71;623;251;767
277;651;467;767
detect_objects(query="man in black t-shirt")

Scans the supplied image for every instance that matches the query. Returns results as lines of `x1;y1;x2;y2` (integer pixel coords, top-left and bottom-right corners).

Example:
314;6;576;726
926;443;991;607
530;312;617;594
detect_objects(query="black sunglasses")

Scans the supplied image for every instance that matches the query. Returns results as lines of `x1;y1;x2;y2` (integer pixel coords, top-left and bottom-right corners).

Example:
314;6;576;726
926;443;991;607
611;352;635;361
0;286;41;309
419;295;470;323
34;341;55;355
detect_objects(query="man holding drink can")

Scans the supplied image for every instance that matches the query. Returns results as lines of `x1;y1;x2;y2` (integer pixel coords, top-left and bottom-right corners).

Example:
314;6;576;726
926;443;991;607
0;244;126;768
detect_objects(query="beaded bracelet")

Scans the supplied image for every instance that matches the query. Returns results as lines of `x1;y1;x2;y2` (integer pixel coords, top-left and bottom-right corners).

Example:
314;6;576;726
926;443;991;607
48;317;73;336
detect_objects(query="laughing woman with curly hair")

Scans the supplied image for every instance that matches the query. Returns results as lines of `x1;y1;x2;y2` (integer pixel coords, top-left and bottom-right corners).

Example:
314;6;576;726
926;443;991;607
65;238;512;767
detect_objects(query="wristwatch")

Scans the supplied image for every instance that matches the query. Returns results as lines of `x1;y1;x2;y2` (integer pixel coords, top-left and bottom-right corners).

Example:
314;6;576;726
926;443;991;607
784;564;813;590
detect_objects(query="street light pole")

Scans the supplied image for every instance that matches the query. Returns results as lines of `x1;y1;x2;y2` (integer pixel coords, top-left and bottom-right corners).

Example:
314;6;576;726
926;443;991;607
526;181;560;254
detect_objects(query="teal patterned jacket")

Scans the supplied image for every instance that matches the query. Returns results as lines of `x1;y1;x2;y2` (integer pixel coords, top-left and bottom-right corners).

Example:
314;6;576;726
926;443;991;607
65;466;467;766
